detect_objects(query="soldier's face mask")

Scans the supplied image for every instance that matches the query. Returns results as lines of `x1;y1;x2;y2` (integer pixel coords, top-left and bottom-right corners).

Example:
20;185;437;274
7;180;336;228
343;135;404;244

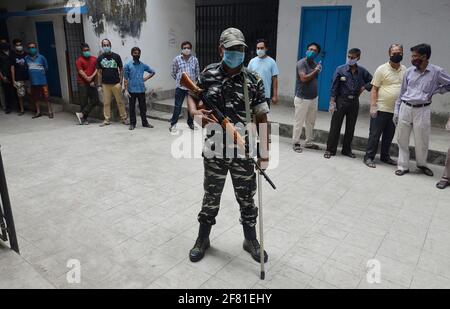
223;50;245;69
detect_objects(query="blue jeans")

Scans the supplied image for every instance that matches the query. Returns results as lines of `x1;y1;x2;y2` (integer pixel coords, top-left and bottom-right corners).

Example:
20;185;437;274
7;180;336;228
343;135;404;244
170;88;193;127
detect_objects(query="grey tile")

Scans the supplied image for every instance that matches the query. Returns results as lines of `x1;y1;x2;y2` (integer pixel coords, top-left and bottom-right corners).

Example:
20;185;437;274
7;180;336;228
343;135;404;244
152;262;212;289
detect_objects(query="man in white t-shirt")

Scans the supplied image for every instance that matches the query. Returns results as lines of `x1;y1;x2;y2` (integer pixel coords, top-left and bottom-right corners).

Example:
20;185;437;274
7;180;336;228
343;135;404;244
248;39;279;109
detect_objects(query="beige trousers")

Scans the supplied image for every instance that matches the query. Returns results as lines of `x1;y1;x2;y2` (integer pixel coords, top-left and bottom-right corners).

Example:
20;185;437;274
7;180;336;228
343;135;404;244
293;96;318;146
102;83;127;123
397;104;431;171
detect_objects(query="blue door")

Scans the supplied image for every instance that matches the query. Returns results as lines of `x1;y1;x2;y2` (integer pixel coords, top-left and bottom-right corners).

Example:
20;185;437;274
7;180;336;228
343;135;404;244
36;21;62;97
298;6;352;111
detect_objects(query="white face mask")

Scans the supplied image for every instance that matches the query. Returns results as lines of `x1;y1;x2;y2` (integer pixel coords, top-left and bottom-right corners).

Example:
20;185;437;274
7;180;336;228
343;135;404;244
182;48;191;56
257;49;266;58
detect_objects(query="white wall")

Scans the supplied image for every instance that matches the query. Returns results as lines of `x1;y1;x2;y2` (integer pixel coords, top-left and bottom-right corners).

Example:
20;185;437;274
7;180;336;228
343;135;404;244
277;0;450;115
83;0;196;94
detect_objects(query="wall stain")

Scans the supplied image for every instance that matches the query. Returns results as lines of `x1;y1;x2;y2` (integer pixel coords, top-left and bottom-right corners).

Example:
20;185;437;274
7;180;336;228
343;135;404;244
86;0;147;38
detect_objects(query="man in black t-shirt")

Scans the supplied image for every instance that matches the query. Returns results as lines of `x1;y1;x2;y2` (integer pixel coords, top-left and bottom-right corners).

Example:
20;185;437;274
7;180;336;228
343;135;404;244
96;39;129;127
0;41;17;114
10;39;29;115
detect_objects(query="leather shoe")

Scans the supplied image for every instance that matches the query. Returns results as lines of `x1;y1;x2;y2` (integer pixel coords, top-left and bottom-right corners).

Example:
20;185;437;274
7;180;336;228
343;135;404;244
342;152;356;159
381;158;397;166
395;169;410;176
418;166;434;177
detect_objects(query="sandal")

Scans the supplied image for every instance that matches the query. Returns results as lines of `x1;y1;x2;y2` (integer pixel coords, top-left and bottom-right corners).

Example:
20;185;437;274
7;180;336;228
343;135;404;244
32;113;42;119
364;159;376;168
293;144;303;153
324;151;333;159
437;180;450;190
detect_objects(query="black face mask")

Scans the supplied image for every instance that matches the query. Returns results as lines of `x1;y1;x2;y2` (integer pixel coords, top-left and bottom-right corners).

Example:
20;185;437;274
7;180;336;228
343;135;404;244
0;43;9;51
390;54;403;64
133;55;140;62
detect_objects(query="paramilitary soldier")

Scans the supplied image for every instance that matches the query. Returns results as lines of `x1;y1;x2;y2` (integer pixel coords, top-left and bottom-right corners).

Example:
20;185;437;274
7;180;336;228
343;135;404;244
187;28;271;263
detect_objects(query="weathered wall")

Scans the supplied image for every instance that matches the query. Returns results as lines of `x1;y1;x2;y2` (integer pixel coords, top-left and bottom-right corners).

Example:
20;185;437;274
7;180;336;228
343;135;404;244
277;0;450;116
4;0;196;102
83;0;196;95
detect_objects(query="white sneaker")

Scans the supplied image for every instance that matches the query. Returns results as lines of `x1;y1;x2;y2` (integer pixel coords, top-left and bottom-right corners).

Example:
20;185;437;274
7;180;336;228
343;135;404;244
75;112;83;125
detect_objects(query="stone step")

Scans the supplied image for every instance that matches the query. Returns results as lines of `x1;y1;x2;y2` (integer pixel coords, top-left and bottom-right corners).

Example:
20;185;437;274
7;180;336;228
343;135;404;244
147;110;174;122
149;98;449;166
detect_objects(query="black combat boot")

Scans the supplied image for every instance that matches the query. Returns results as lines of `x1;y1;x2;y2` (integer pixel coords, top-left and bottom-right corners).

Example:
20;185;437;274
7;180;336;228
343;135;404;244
189;224;211;263
243;225;268;263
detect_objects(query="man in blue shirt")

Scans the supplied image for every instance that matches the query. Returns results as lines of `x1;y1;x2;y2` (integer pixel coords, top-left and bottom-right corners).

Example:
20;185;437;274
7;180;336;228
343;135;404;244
25;42;53;119
124;47;156;130
324;48;373;159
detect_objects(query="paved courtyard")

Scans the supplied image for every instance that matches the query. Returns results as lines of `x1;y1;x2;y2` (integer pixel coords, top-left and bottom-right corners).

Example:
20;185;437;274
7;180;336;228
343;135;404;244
1;110;450;289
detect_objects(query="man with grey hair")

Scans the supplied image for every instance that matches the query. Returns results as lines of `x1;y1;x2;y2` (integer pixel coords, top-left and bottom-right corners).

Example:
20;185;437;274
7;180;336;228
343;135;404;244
394;44;450;177
364;44;406;168
187;28;270;264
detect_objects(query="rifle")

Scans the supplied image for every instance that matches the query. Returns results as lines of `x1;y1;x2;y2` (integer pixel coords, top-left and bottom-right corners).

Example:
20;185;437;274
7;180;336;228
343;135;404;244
181;72;276;190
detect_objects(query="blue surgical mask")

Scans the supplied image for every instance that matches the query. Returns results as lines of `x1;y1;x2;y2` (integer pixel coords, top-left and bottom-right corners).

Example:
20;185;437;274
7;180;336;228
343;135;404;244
103;46;111;54
28;48;37;56
83;51;91;58
257;49;266;58
223;50;245;69
306;50;317;60
347;58;358;66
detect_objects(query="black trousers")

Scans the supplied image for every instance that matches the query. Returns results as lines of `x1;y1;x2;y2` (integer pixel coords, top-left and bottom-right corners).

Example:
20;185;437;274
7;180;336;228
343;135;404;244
1;81;17;112
129;92;149;126
326;97;360;154
78;84;99;119
364;111;396;161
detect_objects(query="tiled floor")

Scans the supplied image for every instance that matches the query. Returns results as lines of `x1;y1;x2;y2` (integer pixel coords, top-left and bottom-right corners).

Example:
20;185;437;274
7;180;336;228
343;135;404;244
0;110;449;289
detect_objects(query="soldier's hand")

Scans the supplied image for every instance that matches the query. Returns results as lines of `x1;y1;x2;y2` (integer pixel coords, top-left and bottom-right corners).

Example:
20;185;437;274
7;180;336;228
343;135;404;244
258;158;269;171
193;109;216;128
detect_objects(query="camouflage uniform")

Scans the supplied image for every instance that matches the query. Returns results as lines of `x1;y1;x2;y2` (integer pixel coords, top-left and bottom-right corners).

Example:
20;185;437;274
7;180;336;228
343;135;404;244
193;62;270;228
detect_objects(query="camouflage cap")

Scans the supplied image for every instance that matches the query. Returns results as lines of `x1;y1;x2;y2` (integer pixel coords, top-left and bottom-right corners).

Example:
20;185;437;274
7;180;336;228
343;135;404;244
219;28;247;48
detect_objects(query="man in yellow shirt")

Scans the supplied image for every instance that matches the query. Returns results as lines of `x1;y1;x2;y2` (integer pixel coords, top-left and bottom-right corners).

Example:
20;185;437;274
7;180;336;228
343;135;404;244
364;44;406;168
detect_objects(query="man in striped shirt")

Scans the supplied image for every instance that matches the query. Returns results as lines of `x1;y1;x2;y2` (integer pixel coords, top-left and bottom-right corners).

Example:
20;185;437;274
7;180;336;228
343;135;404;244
170;41;200;133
